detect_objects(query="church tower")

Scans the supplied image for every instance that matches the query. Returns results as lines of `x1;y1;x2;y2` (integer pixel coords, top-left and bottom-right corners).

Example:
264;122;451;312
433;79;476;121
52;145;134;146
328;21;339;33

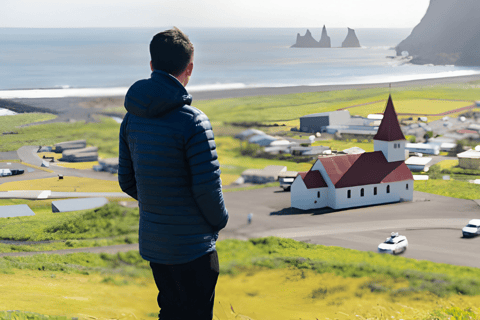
373;95;406;162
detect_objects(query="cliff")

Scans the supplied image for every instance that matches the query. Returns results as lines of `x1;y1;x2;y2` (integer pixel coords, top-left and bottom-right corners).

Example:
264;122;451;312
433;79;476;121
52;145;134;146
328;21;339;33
318;25;331;48
291;29;321;48
396;0;480;66
341;28;361;47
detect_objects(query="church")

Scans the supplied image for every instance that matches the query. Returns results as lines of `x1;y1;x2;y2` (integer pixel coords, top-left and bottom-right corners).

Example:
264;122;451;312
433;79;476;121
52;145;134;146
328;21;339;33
291;95;414;210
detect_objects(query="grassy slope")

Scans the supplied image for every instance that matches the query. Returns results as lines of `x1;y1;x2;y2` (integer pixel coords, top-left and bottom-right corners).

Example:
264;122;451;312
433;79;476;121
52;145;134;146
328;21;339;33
1;238;480;319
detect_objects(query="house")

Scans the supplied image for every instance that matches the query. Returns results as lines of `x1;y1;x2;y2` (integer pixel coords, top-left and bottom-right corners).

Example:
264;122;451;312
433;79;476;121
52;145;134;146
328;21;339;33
457;149;480;169
291;95;414;210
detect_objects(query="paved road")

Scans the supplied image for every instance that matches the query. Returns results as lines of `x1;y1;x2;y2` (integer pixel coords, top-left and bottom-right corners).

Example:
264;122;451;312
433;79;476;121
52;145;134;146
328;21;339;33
220;187;480;269
2;186;480;269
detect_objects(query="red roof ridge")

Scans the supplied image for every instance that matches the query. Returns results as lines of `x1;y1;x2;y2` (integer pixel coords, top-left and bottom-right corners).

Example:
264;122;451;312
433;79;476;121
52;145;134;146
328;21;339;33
318;151;412;188
373;95;406;142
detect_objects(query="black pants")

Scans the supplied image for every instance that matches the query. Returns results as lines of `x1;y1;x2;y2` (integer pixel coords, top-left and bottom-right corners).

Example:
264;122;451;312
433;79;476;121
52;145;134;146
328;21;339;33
150;251;220;320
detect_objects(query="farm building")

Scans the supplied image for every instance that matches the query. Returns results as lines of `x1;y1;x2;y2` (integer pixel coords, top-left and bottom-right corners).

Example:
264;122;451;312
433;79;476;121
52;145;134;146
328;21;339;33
60;147;98;162
291;95;413;210
235;129;265;140
324;117;379;137
299;110;350;133
405;143;440;155
248;134;277;146
0;204;35;218
241;165;287;184
405;156;432;172
52;197;109;212
457;149;480;169
55;140;87;153
426;137;456;152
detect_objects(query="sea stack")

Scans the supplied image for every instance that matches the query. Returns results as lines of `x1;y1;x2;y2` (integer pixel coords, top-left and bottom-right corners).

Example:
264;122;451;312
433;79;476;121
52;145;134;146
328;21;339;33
318;25;331;48
341;28;361;47
291;29;320;48
396;0;480;66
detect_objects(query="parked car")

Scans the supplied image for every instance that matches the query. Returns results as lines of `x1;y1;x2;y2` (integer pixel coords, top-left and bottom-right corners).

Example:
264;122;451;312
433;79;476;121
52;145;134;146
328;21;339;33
378;232;408;255
462;219;480;238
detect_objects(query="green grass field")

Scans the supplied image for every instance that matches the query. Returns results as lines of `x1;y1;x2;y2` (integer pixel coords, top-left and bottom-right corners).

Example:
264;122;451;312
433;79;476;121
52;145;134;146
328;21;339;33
2;81;480;319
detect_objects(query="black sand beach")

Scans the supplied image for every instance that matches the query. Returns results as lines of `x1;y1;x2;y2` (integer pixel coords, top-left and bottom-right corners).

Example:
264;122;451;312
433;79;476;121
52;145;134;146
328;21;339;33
1;74;480;123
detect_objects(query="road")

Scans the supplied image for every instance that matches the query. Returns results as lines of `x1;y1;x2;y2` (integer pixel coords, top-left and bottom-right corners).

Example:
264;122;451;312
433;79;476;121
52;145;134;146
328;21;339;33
220;187;480;269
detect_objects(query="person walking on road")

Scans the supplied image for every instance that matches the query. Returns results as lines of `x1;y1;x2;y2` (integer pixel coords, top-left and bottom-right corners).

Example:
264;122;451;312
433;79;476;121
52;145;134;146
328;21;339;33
118;27;229;320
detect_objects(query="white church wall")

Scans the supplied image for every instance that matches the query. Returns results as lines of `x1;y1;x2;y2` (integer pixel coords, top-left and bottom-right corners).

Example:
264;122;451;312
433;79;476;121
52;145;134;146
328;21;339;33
291;176;329;210
374;140;406;162
333;180;413;210
311;160;337;208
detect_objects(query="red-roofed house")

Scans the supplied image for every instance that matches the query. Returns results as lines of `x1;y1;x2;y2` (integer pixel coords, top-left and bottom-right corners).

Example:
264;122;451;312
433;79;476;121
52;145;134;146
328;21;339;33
291;96;414;210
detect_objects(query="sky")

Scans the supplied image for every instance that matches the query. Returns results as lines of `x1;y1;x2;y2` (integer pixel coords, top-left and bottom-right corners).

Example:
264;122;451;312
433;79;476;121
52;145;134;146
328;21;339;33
0;0;430;29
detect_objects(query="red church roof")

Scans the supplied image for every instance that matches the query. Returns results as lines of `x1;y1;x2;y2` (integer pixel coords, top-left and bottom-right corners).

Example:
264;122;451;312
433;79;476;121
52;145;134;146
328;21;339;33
373;95;406;142
298;170;328;189
318;152;413;188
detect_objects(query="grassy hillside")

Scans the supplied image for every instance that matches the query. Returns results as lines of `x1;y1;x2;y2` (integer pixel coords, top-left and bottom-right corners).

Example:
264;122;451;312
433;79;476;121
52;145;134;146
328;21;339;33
1;237;480;319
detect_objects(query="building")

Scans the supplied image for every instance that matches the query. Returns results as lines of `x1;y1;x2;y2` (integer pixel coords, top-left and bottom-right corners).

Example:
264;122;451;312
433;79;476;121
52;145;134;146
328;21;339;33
291;96;414;210
426;137;456;152
457;149;480;169
405;156;432;172
60;147;99;162
241;165;287;184
405;143;440;155
55;140;87;153
299;110;350;133
235;129;265;140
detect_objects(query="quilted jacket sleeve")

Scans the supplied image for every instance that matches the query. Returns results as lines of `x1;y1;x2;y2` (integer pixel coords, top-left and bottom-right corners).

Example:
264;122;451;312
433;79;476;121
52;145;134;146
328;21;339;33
118;113;138;200
185;112;229;232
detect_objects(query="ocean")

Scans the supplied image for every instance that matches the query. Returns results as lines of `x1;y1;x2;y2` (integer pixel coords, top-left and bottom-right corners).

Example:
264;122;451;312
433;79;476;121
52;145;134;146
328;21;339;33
0;27;480;99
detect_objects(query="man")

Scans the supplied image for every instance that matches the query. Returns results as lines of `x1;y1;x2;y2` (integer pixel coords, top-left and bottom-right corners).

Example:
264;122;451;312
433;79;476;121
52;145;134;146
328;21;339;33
118;27;229;320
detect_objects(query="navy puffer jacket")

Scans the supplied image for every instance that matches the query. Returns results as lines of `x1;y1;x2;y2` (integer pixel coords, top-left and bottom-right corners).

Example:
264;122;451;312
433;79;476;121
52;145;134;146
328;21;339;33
118;70;229;264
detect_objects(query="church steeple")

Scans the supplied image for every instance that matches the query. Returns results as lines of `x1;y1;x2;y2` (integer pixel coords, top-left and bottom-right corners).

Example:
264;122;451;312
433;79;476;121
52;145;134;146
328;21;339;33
374;95;406;162
373;95;405;142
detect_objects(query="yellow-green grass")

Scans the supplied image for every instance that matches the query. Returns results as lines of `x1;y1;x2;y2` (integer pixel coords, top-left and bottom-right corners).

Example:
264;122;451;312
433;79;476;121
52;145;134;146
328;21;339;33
0;270;157;320
0;117;120;159
414;179;480;200
346;99;473;118
194;83;480;127
312;139;375;152
1;267;479;320
0;203;138;245
436;159;460;171
0;177;122;193
0;113;57;133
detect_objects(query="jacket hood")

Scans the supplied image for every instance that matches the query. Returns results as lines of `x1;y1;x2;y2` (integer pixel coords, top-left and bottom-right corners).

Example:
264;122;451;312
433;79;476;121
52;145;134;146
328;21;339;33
124;70;193;118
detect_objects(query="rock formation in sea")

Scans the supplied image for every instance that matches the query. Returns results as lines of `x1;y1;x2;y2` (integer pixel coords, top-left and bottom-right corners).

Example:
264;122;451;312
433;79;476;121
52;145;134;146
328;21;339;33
318;25;331;48
395;0;480;66
341;28;361;47
291;29;320;48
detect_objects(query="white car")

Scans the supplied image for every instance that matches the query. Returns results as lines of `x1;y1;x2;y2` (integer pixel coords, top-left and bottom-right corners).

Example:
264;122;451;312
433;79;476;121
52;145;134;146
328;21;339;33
462;219;480;238
378;232;408;255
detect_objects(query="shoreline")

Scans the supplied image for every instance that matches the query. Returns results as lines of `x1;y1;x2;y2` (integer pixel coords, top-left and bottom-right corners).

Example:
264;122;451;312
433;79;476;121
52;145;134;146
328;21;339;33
0;73;479;120
193;73;480;100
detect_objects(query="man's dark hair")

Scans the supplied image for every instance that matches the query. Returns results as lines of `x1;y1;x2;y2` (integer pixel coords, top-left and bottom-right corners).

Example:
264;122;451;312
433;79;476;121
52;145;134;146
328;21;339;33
150;27;194;76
